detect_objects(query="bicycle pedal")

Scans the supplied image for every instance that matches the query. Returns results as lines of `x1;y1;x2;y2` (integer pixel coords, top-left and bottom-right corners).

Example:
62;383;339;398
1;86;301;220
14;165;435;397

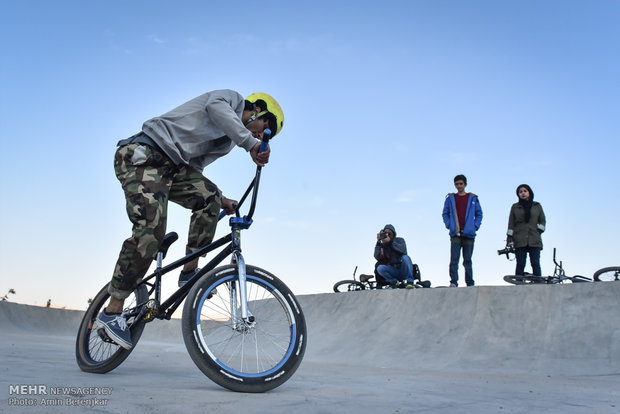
96;327;115;343
143;299;159;322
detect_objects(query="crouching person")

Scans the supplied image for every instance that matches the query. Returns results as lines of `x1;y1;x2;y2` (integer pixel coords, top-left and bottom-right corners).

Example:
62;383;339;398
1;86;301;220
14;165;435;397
373;224;415;289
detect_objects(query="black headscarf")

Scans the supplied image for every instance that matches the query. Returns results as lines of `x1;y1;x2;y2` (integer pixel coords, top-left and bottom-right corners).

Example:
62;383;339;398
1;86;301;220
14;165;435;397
516;184;534;222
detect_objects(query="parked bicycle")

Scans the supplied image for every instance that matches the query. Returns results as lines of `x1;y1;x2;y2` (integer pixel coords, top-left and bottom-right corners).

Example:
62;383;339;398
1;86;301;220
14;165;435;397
501;247;591;285
76;133;307;393
593;266;620;281
333;265;430;292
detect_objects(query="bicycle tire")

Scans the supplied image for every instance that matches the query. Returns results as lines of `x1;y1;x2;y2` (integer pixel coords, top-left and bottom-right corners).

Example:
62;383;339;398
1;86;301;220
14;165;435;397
75;283;148;373
333;280;367;292
503;275;545;285
593;266;620;282
182;264;306;393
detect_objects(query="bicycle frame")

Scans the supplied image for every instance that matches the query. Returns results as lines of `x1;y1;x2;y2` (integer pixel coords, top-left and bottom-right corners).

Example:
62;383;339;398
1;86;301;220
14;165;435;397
133;141;269;323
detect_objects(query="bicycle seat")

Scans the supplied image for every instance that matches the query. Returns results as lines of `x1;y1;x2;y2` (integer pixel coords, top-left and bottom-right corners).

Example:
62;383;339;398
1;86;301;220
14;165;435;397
159;232;179;259
359;274;374;283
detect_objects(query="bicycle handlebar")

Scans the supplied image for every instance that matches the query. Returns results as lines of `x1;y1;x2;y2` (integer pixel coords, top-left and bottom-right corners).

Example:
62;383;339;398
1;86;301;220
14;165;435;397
217;129;272;221
259;129;271;153
552;248;560;267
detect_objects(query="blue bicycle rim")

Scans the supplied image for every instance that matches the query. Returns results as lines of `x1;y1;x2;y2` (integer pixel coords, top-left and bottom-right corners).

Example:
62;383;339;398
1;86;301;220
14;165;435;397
194;274;296;378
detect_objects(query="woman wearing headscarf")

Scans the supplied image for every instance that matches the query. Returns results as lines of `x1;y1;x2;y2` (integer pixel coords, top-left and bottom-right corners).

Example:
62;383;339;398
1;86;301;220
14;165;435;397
506;184;547;276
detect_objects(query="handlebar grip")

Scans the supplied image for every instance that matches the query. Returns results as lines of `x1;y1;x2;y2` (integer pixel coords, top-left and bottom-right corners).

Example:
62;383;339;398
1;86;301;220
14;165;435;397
218;202;240;220
259;129;271;153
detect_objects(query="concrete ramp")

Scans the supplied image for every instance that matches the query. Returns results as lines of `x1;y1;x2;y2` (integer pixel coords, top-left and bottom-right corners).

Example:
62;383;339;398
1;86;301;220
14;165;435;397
298;282;620;376
1;282;618;375
0;302;83;335
1;282;619;413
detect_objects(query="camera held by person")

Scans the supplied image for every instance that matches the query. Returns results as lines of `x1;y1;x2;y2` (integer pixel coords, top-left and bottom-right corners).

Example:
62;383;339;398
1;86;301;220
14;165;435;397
497;245;516;259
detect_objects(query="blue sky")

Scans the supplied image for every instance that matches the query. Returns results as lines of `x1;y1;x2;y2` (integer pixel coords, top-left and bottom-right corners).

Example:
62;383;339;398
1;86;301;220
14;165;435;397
1;1;618;310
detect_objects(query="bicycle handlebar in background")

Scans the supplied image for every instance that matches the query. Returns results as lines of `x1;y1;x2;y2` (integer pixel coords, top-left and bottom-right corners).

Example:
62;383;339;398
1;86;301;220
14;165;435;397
552;248;560;267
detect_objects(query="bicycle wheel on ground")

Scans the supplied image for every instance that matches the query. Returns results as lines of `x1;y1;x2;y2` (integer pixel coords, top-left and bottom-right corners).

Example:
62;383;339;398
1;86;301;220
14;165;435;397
593;266;620;282
333;279;366;292
76;283;148;373
503;275;545;285
182;264;306;393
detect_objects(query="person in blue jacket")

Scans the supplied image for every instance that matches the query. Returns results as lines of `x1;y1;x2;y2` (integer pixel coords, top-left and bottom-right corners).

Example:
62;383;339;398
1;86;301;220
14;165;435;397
442;174;483;287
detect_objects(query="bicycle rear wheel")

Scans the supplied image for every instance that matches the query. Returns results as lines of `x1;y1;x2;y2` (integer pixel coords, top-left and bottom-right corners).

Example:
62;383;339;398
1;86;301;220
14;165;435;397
75;283;148;373
182;264;306;393
333;279;366;292
593;266;620;282
503;275;545;285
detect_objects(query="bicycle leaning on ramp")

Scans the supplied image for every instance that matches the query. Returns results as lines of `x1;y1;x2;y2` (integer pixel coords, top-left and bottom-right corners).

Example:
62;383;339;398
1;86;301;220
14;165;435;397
499;247;592;285
333;265;431;292
499;246;620;285
75;132;307;393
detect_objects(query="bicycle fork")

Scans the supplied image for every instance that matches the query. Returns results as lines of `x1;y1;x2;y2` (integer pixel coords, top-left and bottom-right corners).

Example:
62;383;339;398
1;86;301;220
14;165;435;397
230;252;255;330
229;224;255;331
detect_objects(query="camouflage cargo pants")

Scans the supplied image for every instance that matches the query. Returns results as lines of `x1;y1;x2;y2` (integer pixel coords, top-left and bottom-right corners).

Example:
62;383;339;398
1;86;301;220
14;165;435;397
109;143;222;300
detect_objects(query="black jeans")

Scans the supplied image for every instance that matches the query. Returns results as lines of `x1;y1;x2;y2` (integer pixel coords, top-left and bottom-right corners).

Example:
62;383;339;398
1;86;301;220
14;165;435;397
515;247;541;276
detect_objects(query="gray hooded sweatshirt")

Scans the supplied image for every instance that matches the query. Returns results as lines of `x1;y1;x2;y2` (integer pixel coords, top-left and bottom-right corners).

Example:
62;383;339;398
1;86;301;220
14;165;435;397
142;89;260;171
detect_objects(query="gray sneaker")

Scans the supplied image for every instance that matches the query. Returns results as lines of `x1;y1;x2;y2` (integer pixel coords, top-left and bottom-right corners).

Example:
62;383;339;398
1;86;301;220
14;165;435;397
96;311;132;349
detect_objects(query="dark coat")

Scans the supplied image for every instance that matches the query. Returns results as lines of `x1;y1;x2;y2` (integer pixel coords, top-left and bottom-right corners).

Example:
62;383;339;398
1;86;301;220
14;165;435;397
507;202;546;248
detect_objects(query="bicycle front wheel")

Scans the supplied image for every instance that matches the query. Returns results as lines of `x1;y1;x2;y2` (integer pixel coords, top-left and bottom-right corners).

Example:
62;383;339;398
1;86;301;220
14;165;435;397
75;283;148;373
182;264;307;393
593;266;620;282
333;279;366;292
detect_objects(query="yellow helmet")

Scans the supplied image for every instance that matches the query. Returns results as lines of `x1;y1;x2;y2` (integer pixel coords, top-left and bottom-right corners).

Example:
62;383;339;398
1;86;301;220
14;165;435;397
245;93;284;137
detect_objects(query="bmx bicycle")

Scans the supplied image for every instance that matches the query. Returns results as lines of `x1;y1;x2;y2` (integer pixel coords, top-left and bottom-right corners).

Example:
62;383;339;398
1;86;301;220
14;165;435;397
500;247;592;285
76;132;307;393
333;265;430;292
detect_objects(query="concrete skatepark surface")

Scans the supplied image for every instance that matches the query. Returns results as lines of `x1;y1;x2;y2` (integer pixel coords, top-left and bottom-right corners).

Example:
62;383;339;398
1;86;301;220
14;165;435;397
1;282;619;413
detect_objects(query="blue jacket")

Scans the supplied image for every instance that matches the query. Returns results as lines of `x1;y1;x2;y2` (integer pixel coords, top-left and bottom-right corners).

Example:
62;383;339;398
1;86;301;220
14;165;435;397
442;193;483;239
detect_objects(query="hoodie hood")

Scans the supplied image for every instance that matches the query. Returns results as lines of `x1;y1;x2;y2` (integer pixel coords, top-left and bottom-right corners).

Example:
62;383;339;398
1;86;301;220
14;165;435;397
383;224;397;237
